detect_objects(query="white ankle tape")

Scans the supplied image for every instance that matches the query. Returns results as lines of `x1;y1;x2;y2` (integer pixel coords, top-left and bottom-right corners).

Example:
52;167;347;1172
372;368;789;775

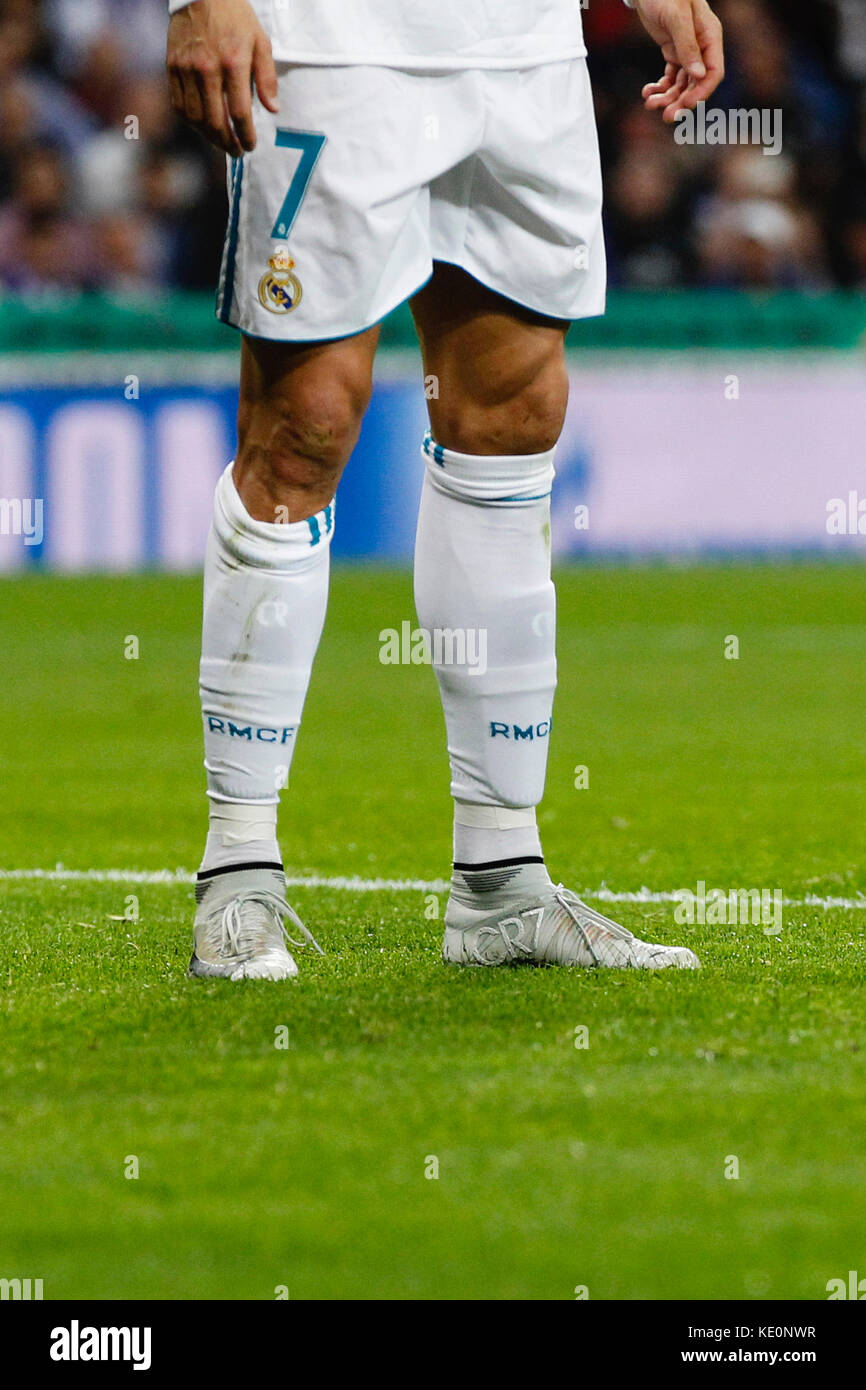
454;802;538;828
209;799;278;845
421;432;555;505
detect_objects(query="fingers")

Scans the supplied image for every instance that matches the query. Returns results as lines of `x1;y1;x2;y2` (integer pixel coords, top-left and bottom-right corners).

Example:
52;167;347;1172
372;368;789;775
641;61;678;100
659;73;700;123
666;5;707;82
693;2;726;102
655;45;725;122
178;69;203;127
168;58;239;155
642;3;726;123
167;17;275;155
167;68;186;119
195;64;244;156
643;63;688;110
252;35;280;115
224;52;258;153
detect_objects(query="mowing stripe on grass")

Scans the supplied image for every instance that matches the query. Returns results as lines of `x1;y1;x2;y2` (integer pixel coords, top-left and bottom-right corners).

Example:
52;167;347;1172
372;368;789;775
1;867;865;911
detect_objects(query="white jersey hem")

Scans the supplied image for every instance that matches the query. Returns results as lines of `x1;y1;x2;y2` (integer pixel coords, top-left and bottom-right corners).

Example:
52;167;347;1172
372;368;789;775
268;45;588;69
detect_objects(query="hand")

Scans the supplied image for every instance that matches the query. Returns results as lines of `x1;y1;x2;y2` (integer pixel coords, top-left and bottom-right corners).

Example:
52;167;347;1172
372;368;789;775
167;0;279;155
633;0;725;123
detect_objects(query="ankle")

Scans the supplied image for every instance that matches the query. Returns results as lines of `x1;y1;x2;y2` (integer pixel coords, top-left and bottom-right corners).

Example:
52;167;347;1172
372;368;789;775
199;800;281;873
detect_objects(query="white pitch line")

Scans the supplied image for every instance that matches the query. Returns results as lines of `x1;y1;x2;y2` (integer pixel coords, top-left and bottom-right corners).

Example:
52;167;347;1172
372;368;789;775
0;868;865;912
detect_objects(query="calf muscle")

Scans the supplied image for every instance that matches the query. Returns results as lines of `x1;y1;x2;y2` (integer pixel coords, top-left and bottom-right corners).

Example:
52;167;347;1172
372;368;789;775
411;264;569;456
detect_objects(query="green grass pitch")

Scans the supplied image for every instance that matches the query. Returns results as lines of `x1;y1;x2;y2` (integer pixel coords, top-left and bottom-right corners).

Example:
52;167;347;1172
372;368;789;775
1;562;865;1300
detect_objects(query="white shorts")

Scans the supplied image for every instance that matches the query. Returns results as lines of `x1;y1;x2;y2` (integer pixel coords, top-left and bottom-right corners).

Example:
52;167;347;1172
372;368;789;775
217;60;606;341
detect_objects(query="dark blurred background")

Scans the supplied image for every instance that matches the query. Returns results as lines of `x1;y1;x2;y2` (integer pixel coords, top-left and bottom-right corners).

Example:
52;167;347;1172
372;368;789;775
0;0;864;296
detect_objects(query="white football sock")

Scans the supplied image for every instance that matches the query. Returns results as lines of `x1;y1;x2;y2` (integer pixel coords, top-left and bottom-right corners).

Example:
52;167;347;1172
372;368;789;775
199;462;333;873
414;433;557;899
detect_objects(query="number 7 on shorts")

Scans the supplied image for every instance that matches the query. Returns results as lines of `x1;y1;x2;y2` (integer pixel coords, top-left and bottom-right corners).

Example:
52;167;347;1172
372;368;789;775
270;129;327;240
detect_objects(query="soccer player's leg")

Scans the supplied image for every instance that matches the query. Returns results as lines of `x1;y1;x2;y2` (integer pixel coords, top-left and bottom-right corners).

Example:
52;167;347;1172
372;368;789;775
191;329;377;981
188;54;448;981
411;265;699;970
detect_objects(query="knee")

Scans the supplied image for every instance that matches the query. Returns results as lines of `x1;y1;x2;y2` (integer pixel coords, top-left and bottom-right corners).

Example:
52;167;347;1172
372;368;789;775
239;360;372;500
266;382;366;488
431;357;569;457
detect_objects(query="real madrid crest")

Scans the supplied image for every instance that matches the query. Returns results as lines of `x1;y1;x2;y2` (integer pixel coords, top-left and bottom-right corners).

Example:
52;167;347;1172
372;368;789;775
258;245;303;314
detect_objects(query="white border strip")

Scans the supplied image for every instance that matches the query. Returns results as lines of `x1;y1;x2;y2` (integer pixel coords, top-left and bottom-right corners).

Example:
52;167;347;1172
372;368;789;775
0;349;860;389
1;867;864;911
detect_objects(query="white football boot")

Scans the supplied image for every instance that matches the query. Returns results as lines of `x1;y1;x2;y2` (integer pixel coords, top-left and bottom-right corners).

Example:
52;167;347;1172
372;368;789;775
443;873;700;970
189;865;323;981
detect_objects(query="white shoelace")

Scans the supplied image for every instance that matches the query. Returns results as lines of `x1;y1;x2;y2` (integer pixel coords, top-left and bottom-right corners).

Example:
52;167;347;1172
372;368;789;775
218;890;324;961
468;885;635;966
551;885;636;966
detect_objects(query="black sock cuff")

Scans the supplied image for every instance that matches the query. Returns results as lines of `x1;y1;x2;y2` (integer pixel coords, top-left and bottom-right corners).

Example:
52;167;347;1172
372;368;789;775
196;860;284;882
452;855;545;872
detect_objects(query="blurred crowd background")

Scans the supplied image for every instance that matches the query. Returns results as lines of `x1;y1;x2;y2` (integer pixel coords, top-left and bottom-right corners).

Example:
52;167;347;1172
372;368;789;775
0;0;864;296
